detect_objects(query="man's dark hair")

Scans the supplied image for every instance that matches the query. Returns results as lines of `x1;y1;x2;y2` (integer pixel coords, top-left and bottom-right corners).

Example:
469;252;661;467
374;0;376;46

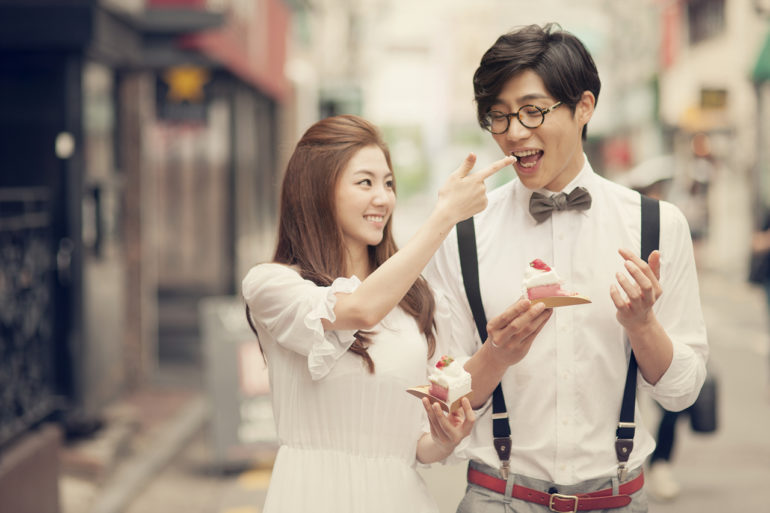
473;23;601;140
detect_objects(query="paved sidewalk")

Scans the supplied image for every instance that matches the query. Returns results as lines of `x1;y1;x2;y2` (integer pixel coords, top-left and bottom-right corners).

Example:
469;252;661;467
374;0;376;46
647;269;770;512
59;387;208;513
122;427;272;513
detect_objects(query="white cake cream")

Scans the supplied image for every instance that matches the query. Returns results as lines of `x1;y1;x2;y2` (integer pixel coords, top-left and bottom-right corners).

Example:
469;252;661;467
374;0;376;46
428;355;472;405
523;258;591;307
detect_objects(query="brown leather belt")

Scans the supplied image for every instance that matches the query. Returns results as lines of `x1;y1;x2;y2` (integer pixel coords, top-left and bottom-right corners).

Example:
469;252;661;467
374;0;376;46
467;467;644;512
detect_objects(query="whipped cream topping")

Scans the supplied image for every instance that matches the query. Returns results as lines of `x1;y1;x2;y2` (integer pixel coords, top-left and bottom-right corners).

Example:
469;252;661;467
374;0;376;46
522;264;563;290
428;359;471;389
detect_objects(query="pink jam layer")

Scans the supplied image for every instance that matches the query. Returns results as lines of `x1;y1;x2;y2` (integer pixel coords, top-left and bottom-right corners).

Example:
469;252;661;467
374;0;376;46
429;382;448;401
527;284;576;300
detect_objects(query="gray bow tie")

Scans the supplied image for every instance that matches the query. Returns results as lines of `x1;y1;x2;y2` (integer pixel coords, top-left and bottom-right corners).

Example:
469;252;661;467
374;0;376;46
529;186;592;223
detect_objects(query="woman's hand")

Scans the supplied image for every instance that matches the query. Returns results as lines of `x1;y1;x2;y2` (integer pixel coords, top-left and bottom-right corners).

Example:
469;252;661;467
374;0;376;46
435;153;516;225
416;396;475;464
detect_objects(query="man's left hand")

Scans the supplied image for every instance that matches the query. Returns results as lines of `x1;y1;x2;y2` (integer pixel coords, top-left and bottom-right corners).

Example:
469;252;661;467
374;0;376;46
610;248;662;331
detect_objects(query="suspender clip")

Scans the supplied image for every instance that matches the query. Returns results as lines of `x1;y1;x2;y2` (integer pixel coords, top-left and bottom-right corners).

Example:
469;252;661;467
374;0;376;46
493;436;512;480
615;436;634;482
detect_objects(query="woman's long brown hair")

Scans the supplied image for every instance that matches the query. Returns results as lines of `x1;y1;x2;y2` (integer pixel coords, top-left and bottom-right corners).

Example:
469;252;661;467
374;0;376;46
246;115;436;372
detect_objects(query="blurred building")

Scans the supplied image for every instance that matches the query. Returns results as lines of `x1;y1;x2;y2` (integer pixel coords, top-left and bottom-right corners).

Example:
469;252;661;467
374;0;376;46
0;0;289;511
655;0;770;269
285;0;667;200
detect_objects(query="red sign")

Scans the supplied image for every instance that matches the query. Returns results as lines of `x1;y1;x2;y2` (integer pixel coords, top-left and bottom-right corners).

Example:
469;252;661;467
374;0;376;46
181;0;290;102
661;1;681;69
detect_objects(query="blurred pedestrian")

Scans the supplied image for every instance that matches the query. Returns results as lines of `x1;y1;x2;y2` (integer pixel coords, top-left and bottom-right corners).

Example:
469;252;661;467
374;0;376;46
750;209;770;392
640;134;724;502
242;114;514;513
668;133;716;266
618;154;674;202
750;211;770;315
425;23;708;513
646;409;682;501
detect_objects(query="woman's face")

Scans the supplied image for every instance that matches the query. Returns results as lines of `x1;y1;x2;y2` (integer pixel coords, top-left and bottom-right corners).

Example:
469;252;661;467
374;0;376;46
334;145;395;255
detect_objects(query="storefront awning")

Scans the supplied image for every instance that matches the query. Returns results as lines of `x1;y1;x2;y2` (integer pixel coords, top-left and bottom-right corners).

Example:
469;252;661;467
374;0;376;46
0;2;223;66
132;7;223;35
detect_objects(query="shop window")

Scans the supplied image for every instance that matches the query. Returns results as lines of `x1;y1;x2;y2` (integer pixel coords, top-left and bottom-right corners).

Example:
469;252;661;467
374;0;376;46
687;0;726;45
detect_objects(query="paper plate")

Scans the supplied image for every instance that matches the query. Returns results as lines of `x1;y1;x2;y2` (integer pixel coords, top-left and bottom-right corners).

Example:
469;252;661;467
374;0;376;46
406;385;472;413
530;294;591;308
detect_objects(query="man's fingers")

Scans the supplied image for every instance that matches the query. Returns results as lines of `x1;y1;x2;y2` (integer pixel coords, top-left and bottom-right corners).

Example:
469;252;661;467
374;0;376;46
497;304;551;341
486;297;535;331
609;284;627;309
618;247;645;267
619;247;661;295
518;315;550;348
648;250;662;281
623;260;652;291
475;155;517;181
615;272;642;301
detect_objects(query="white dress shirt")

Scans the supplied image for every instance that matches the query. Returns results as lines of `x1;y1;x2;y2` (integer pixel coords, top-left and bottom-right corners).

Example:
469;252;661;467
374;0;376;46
424;157;708;485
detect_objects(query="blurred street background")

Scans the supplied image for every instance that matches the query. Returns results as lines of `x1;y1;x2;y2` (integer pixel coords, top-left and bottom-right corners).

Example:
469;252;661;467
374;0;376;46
1;0;770;512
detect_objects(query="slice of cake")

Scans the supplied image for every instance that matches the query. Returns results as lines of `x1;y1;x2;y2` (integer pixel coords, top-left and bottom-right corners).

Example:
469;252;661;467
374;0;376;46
428;355;472;405
523;259;591;307
523;258;577;299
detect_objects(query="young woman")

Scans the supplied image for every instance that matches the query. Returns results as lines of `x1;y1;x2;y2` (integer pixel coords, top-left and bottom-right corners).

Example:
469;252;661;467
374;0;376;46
242;114;513;512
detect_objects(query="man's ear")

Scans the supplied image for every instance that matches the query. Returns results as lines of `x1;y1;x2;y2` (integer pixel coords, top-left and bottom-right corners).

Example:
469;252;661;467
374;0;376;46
576;90;595;125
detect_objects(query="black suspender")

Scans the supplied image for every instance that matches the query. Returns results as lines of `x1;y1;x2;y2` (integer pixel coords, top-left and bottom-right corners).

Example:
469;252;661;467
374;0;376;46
616;194;660;479
456;194;660;482
456;218;511;478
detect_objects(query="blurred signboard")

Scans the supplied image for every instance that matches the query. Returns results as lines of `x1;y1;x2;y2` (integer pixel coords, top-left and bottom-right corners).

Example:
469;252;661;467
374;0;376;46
199;296;277;469
700;88;727;109
156;66;211;122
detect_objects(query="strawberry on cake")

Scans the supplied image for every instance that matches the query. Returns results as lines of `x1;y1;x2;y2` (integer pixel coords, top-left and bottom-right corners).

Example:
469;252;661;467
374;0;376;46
523;259;591;307
428;355;472;405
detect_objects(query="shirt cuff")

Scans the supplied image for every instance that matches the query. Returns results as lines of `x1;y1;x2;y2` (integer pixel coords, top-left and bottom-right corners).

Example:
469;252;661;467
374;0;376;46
638;340;706;411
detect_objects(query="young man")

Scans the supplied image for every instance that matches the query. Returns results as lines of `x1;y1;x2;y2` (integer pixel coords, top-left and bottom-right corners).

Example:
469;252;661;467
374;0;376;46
425;24;708;512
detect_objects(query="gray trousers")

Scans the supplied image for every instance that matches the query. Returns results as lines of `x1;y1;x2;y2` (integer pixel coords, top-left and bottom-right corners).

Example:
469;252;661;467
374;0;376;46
456;461;648;513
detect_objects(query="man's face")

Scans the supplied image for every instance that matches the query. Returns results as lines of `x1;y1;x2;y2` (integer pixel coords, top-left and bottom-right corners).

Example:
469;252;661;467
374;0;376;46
489;70;594;192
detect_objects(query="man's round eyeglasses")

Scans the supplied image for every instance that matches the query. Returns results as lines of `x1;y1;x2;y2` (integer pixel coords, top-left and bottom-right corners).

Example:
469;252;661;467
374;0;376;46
483;101;563;134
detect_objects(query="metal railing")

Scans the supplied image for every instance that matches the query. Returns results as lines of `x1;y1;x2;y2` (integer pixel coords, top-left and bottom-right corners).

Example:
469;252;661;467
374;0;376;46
0;188;60;449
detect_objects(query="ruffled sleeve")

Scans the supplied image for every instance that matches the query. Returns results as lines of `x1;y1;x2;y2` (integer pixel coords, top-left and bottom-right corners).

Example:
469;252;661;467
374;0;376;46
242;263;361;380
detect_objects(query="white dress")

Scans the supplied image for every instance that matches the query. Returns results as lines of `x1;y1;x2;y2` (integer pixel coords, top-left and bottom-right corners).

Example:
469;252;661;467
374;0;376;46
242;263;440;513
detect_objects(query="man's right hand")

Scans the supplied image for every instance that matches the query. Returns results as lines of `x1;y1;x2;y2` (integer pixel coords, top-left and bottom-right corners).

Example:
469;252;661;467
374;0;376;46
485;298;552;366
463;298;552;408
